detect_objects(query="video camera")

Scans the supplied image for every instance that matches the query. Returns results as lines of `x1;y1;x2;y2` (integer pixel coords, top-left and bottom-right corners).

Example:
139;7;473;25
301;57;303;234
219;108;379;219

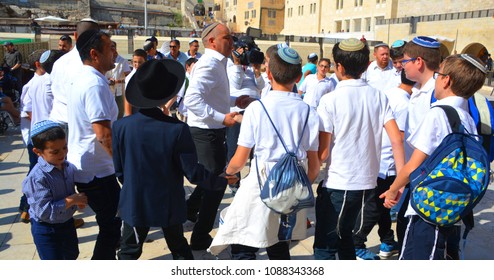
232;27;264;66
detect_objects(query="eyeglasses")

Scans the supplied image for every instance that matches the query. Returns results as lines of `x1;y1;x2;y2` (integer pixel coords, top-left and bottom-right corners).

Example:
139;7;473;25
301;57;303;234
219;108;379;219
169;45;178;48
401;58;417;66
319;65;330;69
433;71;448;79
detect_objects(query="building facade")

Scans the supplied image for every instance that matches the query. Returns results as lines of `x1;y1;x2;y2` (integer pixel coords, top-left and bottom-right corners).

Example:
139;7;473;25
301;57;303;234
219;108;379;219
214;0;284;34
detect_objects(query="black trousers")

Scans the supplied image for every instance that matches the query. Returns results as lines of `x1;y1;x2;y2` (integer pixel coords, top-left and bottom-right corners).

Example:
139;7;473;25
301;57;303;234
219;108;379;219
187;127;227;247
353;176;396;248
118;222;193;260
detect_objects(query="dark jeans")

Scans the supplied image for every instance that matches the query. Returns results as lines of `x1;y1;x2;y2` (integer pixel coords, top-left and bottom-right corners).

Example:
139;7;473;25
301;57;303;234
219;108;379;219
31;218;79;260
313;187;369;260
231;241;290;260
187;127;227;247
118;222;193;260
401;216;455;260
226;120;242;187
353;176;396;248
76;174;121;260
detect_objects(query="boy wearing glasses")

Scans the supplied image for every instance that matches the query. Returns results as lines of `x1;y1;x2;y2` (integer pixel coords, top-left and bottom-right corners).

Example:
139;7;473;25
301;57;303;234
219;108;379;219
380;54;487;259
298;58;337;109
391;36;442;251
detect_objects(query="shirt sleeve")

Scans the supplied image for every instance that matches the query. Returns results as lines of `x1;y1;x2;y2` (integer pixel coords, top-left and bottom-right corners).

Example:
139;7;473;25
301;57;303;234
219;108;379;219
22;173;72;223
184;62;226;125
237;104;257;148
317;95;335;133
84;84;115;123
228;63;245;90
408;107;449;156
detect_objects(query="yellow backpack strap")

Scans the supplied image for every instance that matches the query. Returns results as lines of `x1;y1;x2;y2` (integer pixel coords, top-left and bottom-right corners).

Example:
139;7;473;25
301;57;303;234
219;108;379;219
474;92;492;135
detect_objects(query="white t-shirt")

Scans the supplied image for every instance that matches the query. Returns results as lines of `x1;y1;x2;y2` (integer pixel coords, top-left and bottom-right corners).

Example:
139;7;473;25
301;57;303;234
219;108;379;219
301;73;338;109
362;60;400;93
317;79;394;191
379;87;410;178
238;90;319;166
67;65;118;183
405;96;477;217
405;77;435;161
24;73;53;128
50;47;82;124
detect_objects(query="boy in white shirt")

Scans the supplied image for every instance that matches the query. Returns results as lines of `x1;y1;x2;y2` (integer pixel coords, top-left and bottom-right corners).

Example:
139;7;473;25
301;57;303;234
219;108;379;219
209;47;320;260
314;38;405;260
298;58;337;109
380;54;487;260
393;36;442;250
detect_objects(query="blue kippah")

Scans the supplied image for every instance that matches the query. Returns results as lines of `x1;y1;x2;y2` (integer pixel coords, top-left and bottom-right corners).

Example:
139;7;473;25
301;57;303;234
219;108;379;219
277;47;301;65
31;120;62;139
391;40;406;48
412;36;440;49
39;50;51;64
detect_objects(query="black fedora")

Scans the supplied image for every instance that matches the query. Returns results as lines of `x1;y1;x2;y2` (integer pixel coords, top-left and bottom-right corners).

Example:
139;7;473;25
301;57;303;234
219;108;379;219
126;59;185;108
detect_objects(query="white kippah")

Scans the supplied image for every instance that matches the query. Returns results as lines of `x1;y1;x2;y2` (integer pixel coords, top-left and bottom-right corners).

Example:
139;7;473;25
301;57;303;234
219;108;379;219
461;54;487;74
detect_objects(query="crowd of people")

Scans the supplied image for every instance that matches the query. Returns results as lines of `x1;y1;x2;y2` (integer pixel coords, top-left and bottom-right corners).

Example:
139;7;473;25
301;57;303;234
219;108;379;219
2;19;491;261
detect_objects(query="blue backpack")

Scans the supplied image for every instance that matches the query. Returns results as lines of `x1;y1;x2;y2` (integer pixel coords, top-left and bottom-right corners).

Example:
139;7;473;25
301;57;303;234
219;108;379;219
410;105;490;227
255;100;315;215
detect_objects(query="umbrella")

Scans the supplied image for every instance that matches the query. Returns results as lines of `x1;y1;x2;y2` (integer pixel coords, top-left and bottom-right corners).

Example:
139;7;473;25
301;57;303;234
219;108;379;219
34;16;69;23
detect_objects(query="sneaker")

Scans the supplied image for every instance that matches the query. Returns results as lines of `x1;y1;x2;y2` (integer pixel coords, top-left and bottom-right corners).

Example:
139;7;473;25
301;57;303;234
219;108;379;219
379;241;400;258
355;248;380;260
74;218;85;229
20;211;30;223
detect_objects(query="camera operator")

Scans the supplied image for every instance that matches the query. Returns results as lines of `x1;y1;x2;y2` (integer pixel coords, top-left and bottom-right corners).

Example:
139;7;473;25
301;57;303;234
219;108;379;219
226;36;265;194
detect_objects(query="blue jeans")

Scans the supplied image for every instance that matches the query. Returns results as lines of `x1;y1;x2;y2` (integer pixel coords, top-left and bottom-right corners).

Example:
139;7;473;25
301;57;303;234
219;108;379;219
313;187;367;260
76;174;121;260
31;218;79;260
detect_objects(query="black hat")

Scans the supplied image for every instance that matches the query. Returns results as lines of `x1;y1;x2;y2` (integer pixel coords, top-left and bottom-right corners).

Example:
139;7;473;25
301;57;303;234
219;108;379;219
126;59;185;108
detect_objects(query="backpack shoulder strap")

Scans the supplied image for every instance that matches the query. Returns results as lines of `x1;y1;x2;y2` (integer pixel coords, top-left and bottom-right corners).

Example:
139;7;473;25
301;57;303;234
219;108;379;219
257;100;310;154
434;105;462;133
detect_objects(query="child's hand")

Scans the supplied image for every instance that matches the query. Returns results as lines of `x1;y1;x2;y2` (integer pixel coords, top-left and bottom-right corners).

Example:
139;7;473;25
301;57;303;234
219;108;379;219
66;193;88;209
379;190;399;209
225;175;239;185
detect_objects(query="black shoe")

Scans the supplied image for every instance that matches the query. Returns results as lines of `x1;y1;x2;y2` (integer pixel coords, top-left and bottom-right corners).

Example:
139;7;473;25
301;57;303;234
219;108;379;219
190;236;213;251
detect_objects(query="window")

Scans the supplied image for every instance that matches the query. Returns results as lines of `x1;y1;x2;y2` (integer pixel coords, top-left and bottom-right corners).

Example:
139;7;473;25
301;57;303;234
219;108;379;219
234;0;237;5
310;3;317;14
268;9;276;18
245;11;249;19
252;10;256;18
288;8;292;18
298;5;304;16
337;0;344;9
248;1;254;9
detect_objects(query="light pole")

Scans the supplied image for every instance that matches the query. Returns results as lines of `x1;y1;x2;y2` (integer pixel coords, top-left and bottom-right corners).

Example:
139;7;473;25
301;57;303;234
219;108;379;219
144;0;148;34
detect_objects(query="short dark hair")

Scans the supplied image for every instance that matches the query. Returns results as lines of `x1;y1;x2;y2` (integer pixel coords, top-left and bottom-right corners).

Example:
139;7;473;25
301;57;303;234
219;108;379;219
268;51;301;85
59;35;73;46
31;126;66;150
390;46;405;60
332;42;370;79
185;57;198;68
319;58;331;66
77;30;110;62
133;49;147;60
170;39;180;46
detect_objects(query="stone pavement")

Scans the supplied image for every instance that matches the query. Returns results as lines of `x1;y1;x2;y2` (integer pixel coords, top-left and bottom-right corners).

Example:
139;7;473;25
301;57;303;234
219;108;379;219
1;86;494;260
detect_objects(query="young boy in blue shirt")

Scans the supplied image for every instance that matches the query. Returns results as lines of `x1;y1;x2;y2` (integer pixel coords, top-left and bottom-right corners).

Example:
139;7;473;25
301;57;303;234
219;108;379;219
380;54;488;259
22;120;88;260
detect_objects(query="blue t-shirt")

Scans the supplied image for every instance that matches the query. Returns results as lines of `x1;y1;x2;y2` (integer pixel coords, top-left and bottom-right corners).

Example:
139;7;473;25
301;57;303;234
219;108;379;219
298;63;317;88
